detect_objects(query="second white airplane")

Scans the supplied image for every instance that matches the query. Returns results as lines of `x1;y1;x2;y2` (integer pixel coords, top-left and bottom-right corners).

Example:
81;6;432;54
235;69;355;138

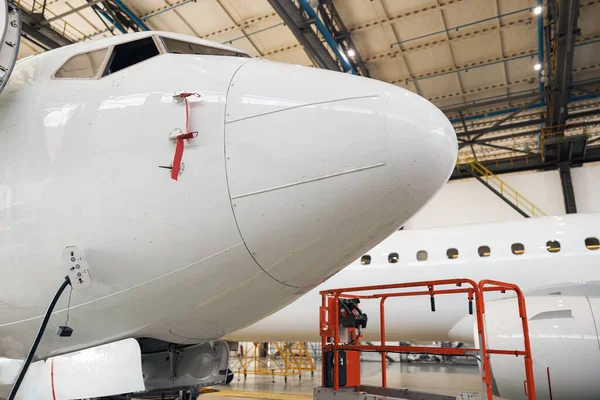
228;213;600;400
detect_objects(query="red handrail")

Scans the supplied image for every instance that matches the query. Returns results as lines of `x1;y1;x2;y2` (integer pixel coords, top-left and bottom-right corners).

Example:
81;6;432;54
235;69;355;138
319;278;536;400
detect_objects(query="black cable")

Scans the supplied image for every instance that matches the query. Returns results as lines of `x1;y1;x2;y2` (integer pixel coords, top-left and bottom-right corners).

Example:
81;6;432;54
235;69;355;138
65;285;73;326
344;326;362;346
8;276;72;400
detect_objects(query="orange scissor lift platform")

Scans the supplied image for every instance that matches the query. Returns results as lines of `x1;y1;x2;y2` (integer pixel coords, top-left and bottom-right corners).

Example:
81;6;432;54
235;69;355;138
316;279;537;400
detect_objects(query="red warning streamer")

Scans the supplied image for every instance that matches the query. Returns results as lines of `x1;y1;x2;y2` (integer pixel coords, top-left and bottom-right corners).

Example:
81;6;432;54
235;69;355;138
51;358;56;400
171;93;200;181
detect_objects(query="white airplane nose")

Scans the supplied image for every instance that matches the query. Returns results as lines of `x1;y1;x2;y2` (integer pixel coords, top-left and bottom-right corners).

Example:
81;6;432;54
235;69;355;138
383;87;458;209
224;60;457;288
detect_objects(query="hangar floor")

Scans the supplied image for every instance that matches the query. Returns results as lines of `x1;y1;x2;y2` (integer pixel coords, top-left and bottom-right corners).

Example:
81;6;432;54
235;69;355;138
205;362;486;399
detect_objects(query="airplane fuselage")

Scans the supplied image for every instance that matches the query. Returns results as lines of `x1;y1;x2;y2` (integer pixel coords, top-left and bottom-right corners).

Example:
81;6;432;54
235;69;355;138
0;31;457;361
0;39;296;358
228;214;600;342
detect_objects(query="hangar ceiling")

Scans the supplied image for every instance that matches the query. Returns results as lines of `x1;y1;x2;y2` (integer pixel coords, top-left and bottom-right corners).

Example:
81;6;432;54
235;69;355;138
14;0;600;177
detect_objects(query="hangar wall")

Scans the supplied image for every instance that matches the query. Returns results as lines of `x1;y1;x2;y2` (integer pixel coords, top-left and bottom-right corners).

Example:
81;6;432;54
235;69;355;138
404;163;600;230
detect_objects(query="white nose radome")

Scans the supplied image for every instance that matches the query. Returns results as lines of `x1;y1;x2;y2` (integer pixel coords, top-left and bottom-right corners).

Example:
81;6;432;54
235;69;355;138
383;88;458;210
224;60;457;288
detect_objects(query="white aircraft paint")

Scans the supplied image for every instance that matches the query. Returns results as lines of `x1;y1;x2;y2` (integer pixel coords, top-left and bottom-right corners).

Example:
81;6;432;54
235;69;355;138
0;339;144;399
229;213;600;341
0;29;457;398
484;296;600;400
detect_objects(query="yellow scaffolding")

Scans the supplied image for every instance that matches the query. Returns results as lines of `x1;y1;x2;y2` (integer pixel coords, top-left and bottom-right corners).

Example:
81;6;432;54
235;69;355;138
465;158;547;217
230;342;316;383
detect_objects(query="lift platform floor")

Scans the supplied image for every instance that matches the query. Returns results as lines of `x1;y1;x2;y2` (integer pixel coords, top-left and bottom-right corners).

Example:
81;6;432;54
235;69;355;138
198;362;508;400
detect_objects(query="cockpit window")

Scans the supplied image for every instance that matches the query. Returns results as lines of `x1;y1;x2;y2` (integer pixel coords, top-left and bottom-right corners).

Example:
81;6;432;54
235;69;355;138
161;37;250;58
55;48;108;79
103;37;159;76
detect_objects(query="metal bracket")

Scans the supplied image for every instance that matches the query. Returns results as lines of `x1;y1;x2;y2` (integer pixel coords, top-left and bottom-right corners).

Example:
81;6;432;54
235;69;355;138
169;128;183;141
172;92;185;103
158;162;184;176
168;344;182;381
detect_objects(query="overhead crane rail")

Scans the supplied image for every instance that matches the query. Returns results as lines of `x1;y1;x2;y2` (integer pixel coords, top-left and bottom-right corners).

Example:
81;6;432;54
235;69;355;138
318;278;536;400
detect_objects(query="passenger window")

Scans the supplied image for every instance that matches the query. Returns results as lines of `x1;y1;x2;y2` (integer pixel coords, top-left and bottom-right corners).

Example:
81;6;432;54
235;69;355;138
511;243;525;255
416;250;428;261
103;37;159;76
446;248;458;259
162;37;250;57
585;237;599;250
546;240;560;253
388;253;399;263
361;255;371;265
55;48;108;79
478;246;490;257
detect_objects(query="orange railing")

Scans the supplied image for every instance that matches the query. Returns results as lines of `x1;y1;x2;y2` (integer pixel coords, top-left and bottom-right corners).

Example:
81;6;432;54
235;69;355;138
320;279;536;400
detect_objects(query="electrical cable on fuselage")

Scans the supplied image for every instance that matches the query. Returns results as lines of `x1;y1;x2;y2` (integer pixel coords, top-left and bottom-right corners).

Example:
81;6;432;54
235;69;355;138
8;276;72;400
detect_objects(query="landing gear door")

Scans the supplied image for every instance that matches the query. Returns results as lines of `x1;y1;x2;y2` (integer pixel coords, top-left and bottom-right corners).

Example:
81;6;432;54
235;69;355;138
0;1;20;94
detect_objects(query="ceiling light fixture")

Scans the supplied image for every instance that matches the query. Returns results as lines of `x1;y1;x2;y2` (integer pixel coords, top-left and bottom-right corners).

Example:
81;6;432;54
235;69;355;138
347;49;356;57
534;63;542;71
534;6;542;15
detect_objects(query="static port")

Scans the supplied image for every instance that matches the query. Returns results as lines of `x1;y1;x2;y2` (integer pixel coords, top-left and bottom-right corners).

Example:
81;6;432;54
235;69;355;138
71;257;76;262
70;251;74;257
77;272;82;277
75;264;80;269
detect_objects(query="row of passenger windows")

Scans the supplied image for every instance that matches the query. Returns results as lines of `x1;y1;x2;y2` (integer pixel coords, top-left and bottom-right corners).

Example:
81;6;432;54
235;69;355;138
360;237;600;265
54;36;250;80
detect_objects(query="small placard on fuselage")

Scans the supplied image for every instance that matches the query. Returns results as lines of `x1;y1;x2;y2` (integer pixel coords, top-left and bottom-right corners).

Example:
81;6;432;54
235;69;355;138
62;246;91;290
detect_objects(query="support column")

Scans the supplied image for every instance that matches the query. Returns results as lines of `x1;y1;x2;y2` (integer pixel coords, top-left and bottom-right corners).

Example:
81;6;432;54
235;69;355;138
559;162;577;213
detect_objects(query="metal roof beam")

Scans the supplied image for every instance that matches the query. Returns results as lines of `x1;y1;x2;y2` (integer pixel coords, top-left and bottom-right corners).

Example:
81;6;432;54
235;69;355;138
468;141;537;155
365;17;534;63
449;83;600;122
443;91;544;114
457;118;544;139
471;130;540;144
571;85;600;97
549;0;580;126
20;6;73;49
348;0;469;35
458;111;478;160
296;0;354;73
390;6;533;48
459;99;542;148
464;118;600;144
456;109;600;141
266;0;340;71
316;0;369;76
39;0;103;26
110;0;149;31
452;146;600;179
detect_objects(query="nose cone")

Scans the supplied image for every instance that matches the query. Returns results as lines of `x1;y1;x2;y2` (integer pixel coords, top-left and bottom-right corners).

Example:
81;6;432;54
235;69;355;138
383;88;458;208
225;60;457;288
